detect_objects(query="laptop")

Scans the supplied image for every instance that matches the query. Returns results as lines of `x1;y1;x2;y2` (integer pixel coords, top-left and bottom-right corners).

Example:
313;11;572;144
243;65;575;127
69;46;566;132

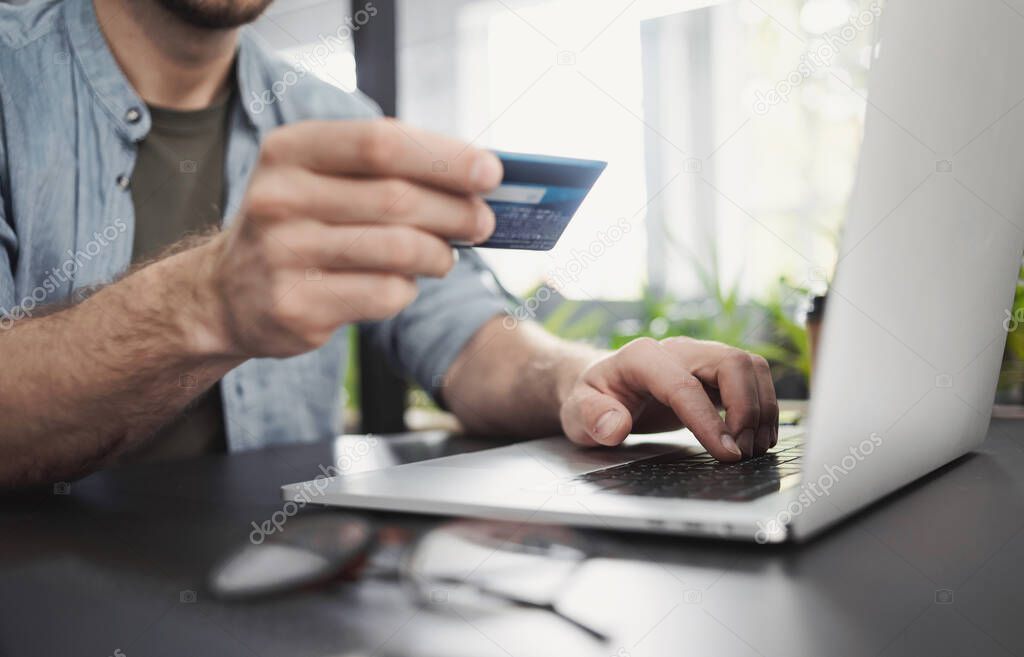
284;0;1024;542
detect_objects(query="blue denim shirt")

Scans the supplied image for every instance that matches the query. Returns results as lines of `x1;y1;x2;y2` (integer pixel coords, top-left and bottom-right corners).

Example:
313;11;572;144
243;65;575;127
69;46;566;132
0;0;507;450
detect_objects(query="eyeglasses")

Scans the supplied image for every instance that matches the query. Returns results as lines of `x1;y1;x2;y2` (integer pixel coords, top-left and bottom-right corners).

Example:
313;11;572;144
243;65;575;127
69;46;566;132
367;520;609;643
211;513;611;643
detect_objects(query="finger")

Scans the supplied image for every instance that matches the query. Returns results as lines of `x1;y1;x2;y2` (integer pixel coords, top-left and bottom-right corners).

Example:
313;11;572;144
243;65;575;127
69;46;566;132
252;169;494;244
262;119;503;194
319;272;419;323
264;272;418;348
708;350;761;459
561;388;634;447
270;221;456;278
751;356;779;451
601;339;742;461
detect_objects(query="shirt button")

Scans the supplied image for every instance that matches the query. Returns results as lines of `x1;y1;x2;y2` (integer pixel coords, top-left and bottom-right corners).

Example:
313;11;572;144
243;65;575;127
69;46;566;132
116;174;130;190
125;107;141;124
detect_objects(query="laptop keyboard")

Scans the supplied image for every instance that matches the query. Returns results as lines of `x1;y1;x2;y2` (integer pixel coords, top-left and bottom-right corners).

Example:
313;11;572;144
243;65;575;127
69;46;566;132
568;433;804;502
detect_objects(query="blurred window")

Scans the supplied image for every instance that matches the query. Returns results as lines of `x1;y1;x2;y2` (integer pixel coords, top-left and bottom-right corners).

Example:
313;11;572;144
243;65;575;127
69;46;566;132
398;0;881;301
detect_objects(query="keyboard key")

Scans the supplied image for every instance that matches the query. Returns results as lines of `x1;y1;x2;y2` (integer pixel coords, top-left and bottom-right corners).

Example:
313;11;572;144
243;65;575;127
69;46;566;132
566;437;805;502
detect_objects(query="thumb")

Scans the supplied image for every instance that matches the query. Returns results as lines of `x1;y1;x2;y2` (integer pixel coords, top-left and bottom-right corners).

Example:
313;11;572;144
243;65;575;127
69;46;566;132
561;388;634;447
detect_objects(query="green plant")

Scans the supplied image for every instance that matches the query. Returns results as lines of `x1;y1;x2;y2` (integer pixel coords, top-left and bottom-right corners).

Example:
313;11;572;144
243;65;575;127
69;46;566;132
538;296;608;342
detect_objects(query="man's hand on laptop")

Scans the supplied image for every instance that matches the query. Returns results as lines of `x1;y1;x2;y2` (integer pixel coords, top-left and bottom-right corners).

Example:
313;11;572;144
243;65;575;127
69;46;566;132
185;119;502;358
558;337;778;461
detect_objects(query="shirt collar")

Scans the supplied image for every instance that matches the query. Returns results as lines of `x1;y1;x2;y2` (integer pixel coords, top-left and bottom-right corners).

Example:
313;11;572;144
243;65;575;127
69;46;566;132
64;0;272;143
64;0;150;142
234;30;278;136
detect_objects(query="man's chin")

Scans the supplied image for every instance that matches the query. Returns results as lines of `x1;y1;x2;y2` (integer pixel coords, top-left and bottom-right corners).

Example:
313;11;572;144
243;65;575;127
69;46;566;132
153;0;274;29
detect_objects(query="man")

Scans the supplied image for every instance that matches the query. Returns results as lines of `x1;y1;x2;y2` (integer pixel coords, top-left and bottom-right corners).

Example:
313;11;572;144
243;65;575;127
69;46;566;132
0;0;778;488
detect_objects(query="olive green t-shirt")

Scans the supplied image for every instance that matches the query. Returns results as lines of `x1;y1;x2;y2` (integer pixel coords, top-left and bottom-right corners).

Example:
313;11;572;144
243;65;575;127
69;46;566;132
119;93;233;463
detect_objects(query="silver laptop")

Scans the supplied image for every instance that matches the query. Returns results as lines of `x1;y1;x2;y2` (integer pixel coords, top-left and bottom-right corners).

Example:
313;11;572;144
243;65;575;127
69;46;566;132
284;0;1024;542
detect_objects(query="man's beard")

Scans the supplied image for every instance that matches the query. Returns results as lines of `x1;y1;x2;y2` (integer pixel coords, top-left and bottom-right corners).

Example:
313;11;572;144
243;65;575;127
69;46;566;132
153;0;274;29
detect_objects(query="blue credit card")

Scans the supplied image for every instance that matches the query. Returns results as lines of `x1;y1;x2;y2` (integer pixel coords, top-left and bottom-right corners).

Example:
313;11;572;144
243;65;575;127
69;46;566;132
478;151;607;250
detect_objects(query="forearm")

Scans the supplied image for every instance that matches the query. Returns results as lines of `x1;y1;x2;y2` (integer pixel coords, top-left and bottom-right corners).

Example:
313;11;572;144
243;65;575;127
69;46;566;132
442;316;603;437
0;241;242;487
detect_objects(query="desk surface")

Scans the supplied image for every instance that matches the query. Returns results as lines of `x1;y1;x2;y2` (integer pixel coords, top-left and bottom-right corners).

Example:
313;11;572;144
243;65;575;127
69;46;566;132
2;420;1024;657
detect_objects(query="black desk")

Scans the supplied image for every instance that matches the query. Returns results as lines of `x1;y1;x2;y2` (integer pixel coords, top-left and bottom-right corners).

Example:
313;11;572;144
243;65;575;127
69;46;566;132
3;421;1023;657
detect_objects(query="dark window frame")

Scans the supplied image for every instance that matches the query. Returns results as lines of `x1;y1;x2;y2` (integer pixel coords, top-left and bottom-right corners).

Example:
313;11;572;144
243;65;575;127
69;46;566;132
353;0;409;433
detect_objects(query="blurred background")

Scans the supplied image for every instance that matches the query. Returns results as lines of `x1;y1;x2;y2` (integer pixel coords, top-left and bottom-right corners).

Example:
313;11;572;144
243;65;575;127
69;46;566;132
244;0;1024;424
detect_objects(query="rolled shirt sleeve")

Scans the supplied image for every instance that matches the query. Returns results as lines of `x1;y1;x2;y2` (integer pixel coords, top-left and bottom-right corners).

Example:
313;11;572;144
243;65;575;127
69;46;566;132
362;248;513;403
